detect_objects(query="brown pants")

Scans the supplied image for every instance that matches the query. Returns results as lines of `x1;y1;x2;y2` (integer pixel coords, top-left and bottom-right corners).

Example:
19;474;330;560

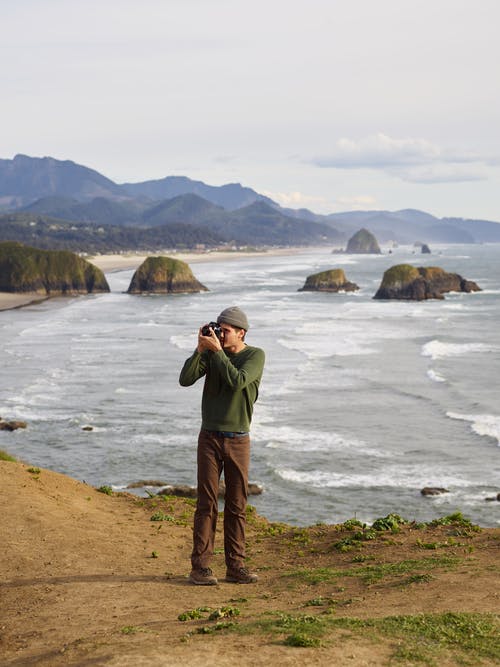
191;429;250;570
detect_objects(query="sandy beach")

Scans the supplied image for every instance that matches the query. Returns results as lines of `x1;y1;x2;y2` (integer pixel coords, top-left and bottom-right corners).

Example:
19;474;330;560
0;247;306;312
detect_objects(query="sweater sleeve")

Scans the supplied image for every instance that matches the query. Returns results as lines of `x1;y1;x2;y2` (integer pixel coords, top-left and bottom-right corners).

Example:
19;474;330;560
210;347;265;390
179;350;208;386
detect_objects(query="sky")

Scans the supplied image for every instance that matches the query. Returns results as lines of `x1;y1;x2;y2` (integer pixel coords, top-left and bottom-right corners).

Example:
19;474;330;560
2;0;500;220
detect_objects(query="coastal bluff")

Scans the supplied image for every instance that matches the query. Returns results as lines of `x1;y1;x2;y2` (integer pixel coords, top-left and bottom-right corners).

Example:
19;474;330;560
127;256;207;294
299;268;359;292
1;457;498;666
0;241;109;295
374;264;481;300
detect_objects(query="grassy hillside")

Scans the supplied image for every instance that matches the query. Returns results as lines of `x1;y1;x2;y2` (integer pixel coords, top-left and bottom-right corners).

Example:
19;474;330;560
0;455;498;666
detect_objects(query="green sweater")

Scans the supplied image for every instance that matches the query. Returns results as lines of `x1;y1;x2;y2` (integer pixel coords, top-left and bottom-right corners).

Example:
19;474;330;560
179;345;265;433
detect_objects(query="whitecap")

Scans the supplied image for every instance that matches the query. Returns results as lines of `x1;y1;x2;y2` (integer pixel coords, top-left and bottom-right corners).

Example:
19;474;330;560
427;369;446;383
447;412;500;446
169;334;197;350
275;466;478;489
256;424;390;458
422;340;493;360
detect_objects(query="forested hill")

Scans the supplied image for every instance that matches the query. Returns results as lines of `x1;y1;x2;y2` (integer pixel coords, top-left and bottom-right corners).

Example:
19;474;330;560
1;154;500;248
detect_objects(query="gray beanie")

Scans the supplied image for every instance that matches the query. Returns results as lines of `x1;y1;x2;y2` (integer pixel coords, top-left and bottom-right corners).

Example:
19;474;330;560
217;306;249;331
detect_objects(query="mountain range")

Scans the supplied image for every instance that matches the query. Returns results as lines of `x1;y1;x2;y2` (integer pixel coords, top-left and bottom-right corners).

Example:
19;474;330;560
1;154;500;251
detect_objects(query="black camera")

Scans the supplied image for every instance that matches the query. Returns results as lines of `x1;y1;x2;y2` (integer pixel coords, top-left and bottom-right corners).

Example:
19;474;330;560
201;321;222;339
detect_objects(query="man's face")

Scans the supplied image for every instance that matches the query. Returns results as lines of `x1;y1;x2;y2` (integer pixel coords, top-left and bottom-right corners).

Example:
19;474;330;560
219;323;244;348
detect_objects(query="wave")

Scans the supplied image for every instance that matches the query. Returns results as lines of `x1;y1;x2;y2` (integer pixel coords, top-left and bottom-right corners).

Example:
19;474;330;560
275;466;480;489
447;412;500;446
254;424;391;458
169;334;197;350
422;340;494;360
427;368;446;383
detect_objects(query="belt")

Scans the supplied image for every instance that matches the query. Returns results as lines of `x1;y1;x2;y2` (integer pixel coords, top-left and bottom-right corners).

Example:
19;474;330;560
210;430;249;438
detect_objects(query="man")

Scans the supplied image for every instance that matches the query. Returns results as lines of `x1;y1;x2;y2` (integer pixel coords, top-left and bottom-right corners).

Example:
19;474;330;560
179;306;265;585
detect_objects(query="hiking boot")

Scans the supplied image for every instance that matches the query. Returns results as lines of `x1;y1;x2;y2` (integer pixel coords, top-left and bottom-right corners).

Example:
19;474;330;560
225;566;258;584
188;567;218;586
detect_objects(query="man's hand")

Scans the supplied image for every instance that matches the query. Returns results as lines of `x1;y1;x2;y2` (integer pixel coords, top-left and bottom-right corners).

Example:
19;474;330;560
197;326;223;354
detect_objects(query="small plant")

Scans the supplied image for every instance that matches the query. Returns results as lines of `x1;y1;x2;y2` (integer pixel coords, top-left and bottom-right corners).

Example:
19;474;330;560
178;607;212;622
371;513;408;532
97;485;113;495
150;551;159;559
429;512;479;530
284;632;321;647
27;466;41;474
150;510;175;522
208;606;240;621
304;597;328;607
120;625;145;635
341;517;364;531
197;621;236;634
333;528;377;552
402;573;434;585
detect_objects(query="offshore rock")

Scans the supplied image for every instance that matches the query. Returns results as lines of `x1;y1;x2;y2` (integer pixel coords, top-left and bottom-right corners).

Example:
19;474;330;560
421;243;431;254
421;487;449;496
0;418;27;431
345;228;381;254
374;264;481;300
127;256;207;294
156;482;263;498
0;241;110;295
299;268;359;292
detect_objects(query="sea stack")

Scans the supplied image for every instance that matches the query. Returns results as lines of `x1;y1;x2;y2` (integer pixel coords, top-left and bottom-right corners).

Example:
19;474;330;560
299;268;359;292
127;256;208;294
0;241;110;295
345;228;381;254
373;264;481;300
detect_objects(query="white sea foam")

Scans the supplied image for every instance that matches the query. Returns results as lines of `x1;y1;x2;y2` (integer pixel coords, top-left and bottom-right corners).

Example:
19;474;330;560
169;334;197;350
427;369;446;383
275;467;477;489
255;424;390;458
447;412;500;446
422;340;493;360
261;426;363;452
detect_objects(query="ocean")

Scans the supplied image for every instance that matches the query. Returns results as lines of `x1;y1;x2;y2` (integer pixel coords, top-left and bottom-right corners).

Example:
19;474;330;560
1;244;499;528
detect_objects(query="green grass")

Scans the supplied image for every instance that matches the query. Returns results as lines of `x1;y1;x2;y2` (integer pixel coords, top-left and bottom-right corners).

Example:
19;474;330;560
0;450;16;462
231;611;499;663
97;485;113;495
283;555;461;586
330;612;500;665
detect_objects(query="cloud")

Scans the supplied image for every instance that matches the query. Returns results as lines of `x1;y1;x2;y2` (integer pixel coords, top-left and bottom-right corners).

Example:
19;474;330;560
261;189;331;209
334;195;379;209
395;164;487;184
261;190;380;214
311;133;488;183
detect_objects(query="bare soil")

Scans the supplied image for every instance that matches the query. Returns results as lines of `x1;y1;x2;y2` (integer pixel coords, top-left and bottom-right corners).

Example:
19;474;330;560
1;460;499;666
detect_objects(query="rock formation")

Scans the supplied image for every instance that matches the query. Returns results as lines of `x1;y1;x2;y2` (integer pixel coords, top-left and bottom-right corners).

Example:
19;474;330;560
155;482;263;498
0;241;109;295
299;268;359;292
127;256;207;294
0;418;27;431
421;243;431;254
374;264;481;300
421;487;449;496
345;228;381;254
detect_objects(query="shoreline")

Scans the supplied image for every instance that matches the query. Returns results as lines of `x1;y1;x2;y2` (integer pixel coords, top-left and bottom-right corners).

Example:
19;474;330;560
0;247;311;311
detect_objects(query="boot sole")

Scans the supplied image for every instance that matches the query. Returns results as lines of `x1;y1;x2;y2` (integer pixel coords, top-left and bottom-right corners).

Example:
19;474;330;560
188;576;218;586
